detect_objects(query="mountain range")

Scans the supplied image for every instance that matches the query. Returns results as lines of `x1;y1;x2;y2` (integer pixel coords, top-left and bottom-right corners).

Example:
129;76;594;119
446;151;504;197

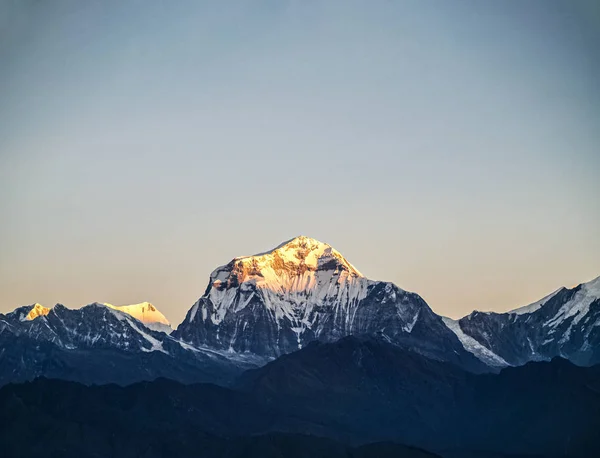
1;236;598;387
0;301;265;387
1;236;599;456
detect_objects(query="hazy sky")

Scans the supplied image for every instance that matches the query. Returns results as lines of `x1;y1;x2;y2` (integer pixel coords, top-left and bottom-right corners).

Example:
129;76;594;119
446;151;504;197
1;0;599;324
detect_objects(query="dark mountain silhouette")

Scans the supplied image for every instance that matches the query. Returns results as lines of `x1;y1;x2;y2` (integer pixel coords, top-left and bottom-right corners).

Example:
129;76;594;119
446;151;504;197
2;338;599;457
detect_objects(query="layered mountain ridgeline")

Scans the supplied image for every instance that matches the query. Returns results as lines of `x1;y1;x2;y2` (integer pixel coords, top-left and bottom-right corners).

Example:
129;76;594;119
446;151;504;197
173;236;488;372
2;338;599;458
445;276;600;367
0;302;266;387
237;336;600;457
1;236;599;389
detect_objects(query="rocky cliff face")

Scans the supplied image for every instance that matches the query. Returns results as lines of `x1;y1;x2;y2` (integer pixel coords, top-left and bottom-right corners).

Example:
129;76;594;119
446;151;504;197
173;236;488;372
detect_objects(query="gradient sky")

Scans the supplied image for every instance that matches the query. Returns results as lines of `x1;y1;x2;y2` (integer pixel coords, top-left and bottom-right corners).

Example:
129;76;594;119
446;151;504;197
1;0;599;324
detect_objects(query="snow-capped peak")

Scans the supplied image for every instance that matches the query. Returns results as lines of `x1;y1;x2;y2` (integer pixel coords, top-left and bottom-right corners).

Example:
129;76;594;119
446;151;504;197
211;235;363;287
23;303;51;321
186;236;372;331
175;236;477;366
104;302;172;334
239;236;361;272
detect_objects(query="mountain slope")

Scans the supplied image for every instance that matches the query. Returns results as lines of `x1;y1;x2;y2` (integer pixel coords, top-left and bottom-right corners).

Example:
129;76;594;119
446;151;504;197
453;276;600;366
441;317;509;368
173;236;488;372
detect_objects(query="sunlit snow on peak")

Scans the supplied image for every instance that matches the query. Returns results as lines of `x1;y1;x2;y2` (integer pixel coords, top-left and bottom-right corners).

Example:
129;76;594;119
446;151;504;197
104;302;172;333
24;303;51;321
197;237;377;333
213;235;363;285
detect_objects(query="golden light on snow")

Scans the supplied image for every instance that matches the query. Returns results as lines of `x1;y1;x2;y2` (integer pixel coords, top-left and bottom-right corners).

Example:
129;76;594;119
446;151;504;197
104;302;171;331
26;303;51;320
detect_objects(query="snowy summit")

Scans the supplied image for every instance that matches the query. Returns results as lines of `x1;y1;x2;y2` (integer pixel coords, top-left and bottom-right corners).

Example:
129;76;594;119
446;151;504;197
24;303;51;321
173;235;480;370
211;235;364;289
197;235;371;329
105;302;172;333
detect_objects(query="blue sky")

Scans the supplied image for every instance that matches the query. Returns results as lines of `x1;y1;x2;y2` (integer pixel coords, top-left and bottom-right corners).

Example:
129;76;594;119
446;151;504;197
1;0;599;323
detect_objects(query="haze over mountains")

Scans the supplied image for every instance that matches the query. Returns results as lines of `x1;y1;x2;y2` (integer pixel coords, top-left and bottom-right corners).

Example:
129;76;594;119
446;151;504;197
1;236;599;457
